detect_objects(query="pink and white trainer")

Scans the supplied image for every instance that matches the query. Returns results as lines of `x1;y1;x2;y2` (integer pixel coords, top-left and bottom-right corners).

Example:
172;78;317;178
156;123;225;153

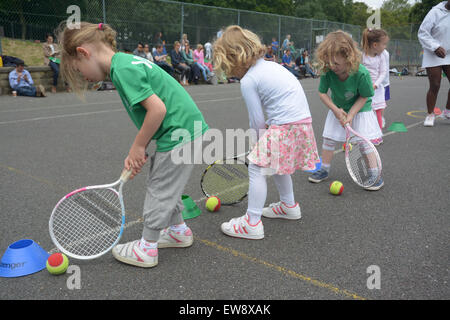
262;202;301;220
112;240;158;268
221;214;264;240
158;227;193;248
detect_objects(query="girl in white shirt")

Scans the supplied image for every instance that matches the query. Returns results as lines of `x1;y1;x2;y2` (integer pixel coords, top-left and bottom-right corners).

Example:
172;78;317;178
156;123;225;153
361;28;389;139
418;0;450;126
213;25;320;240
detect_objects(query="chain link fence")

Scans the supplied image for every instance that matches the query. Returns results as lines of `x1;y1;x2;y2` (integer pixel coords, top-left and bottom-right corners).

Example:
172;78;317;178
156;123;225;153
0;0;423;66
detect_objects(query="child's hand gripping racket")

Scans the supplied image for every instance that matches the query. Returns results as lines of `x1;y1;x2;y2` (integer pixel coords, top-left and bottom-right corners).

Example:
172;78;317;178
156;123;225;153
200;152;249;205
49;169;133;260
344;124;382;188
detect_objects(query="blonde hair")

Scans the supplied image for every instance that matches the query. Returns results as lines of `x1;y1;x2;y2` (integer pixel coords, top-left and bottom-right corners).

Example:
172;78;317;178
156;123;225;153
57;21;117;97
213;25;265;77
196;44;203;50
361;28;388;54
315;30;361;75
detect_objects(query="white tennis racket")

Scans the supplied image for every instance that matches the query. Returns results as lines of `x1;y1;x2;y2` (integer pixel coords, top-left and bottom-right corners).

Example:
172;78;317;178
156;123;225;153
49;169;132;260
344;124;382;188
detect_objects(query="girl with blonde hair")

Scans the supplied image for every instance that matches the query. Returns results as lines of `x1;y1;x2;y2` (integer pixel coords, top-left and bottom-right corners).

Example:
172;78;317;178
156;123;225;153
58;22;208;268
214;25;320;240
308;30;384;190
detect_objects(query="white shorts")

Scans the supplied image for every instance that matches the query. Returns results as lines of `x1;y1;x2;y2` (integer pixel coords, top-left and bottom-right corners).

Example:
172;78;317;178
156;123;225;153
322;110;382;142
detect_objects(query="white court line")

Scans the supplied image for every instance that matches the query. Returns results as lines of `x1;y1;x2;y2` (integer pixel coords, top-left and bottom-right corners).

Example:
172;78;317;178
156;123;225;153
0;100;121;113
0;109;123;125
0;97;245;125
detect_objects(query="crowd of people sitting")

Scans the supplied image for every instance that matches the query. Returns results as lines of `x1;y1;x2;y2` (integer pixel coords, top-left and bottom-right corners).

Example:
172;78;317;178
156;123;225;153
265;34;318;79
7;31;317;96
128;32;217;86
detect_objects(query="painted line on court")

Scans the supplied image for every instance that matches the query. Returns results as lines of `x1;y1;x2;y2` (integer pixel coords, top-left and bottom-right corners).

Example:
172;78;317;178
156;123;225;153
406;110;427;119
1;161;366;300
0;100;121;113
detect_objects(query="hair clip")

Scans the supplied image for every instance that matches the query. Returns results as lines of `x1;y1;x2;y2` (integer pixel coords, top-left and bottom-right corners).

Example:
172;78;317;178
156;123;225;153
98;23;103;30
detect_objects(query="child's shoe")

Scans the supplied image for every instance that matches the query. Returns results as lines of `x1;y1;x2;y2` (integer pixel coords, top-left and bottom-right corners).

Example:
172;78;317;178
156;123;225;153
221;214;264;240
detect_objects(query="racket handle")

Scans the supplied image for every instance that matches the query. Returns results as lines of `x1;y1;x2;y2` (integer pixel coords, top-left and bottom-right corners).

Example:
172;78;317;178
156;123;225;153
120;168;133;183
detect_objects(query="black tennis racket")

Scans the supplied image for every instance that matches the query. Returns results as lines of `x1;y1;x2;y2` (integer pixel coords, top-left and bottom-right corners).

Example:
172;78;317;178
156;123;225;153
200;152;249;205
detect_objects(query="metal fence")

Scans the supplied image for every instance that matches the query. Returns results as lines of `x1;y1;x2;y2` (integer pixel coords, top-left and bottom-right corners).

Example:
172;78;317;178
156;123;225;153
0;0;423;66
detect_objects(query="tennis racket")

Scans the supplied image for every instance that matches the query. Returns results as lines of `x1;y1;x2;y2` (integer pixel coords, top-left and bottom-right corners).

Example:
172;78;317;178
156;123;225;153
49;169;132;260
344;124;382;188
200;152;249;205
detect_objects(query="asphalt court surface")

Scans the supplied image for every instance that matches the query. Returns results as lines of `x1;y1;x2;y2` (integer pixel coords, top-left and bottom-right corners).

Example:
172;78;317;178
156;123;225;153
0;76;449;300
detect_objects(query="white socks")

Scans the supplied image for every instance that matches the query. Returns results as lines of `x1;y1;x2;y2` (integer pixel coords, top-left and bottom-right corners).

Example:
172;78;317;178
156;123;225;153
169;222;188;233
140;238;158;251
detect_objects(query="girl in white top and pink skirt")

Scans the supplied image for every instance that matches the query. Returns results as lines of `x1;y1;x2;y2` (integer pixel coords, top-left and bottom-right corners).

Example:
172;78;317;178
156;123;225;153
213;25;320;240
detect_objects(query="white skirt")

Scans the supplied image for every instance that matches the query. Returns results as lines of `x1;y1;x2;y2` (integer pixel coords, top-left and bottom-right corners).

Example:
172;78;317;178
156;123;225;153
421;49;450;68
372;86;386;110
322;110;382;142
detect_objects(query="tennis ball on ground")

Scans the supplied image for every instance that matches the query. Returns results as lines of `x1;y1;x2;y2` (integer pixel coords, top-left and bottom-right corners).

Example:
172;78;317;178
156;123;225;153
342;143;352;151
205;196;221;212
330;181;344;195
46;253;69;275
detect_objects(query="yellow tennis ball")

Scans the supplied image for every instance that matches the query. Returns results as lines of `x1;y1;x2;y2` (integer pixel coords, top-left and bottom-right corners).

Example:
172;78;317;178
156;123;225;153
342;143;353;151
329;181;344;195
205;196;221;212
46;253;69;275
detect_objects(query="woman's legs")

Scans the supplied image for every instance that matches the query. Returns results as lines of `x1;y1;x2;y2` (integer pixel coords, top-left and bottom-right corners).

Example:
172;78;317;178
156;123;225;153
426;66;443;114
196;62;208;81
49;61;59;93
441;65;450;111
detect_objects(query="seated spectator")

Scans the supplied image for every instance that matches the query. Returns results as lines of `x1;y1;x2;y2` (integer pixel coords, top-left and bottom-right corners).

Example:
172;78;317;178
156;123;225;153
264;45;276;62
153;44;175;77
295;54;306;77
9;62;46;97
193;44;212;82
143;44;154;62
302;49;317;78
43;33;69;93
181;41;201;84
282;49;300;78
171;41;191;85
133;42;147;59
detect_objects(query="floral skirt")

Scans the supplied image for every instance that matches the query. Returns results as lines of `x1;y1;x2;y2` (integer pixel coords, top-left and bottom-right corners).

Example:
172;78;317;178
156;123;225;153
247;122;320;175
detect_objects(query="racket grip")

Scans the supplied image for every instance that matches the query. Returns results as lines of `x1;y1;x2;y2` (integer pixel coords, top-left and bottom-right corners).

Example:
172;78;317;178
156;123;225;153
120;168;133;182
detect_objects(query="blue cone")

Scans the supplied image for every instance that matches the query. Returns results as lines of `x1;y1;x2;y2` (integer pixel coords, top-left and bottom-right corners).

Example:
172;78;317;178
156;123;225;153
0;239;49;278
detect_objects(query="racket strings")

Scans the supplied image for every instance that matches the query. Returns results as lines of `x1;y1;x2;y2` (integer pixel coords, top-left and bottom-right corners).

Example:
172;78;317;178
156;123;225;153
202;160;249;204
52;188;122;257
346;137;380;187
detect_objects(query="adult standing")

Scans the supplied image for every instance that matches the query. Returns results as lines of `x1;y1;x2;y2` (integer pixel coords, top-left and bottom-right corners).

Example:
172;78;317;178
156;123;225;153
418;0;450;126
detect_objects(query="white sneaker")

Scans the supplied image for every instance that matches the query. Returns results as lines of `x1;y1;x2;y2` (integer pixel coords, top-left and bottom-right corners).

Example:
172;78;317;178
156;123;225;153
112;240;158;268
221;214;264;240
262;202;301;220
158;227;193;248
424;113;435;127
442;109;450;119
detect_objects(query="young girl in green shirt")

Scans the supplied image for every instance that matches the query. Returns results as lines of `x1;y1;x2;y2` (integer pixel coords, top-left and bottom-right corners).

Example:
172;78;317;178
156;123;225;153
58;22;208;268
308;30;384;191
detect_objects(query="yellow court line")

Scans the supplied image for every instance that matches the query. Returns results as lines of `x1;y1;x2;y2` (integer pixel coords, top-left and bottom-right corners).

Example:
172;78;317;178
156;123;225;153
0;161;367;300
406;110;427;119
